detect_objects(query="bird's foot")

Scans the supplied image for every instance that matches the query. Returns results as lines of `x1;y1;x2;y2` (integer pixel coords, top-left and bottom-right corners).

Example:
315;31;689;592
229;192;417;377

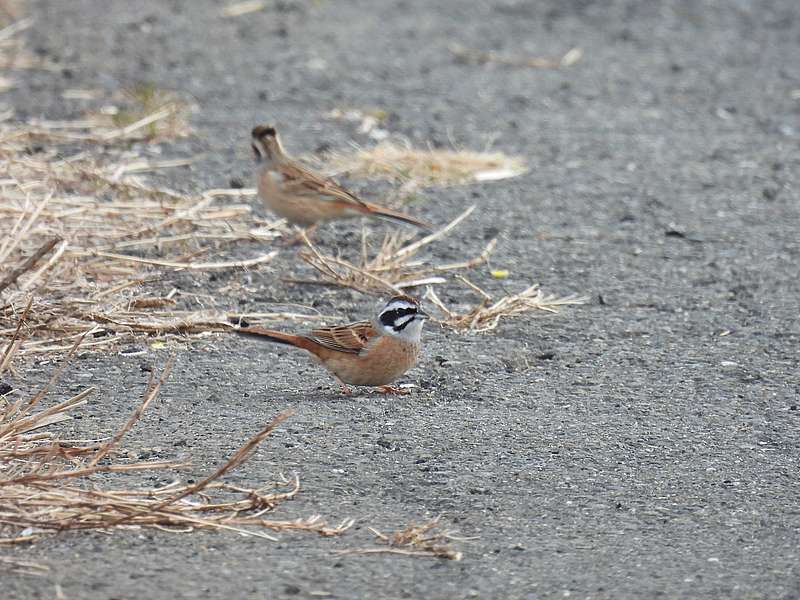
375;385;411;395
333;376;353;395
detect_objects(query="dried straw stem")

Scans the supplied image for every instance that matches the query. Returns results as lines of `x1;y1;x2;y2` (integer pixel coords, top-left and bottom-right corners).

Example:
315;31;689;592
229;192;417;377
322;140;528;186
449;44;583;69
338;516;471;561
0;117;295;362
298;206;495;296
0;236;60;294
425;278;588;332
0;356;351;570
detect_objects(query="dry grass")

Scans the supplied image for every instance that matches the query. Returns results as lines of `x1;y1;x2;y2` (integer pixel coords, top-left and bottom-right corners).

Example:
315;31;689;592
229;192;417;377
338;517;472;561
0;14;582;359
322;139;528;187
27;83;193;143
0;9;587;574
0;344;352;573
450;44;583;69
221;0;268;18
297;205;495;295
426;278;587;333
0;114;334;360
297;206;585;331
102;83;193;142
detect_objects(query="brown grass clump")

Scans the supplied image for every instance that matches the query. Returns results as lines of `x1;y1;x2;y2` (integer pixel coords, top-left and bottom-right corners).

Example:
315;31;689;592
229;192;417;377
26;83;192;143
426;278;587;333
0;344;352;573
296;206;585;331
100;82;193;141
1;11;582;361
322;140;528;187
297;206;495;295
0;115;316;359
338;517;472;561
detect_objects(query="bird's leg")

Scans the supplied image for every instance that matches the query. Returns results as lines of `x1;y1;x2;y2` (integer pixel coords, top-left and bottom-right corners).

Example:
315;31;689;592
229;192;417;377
332;374;353;395
375;385;411;395
300;223;318;242
281;224;318;247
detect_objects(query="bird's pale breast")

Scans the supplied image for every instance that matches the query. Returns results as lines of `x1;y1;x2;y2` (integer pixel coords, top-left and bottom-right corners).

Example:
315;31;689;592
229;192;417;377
257;168;360;225
321;335;420;386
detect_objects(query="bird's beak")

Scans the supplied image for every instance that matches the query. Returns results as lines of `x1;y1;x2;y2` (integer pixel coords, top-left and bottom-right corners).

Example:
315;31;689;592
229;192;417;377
417;307;430;319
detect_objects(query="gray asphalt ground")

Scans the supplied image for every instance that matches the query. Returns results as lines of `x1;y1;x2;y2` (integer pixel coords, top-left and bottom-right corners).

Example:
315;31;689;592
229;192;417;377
5;0;800;598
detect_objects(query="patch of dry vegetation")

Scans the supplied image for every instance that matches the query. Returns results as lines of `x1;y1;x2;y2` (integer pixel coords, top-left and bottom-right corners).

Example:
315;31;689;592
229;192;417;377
297;206;495;294
0;343;352;573
296;206;586;330
0;9;588;572
0;113;325;358
322;139;528;187
426;278;587;333
99;82;193;142
338;516;472;561
25;84;192;143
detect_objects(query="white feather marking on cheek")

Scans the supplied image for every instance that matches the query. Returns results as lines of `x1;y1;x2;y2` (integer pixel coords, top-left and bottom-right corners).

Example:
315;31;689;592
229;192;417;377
393;315;414;328
394;317;424;343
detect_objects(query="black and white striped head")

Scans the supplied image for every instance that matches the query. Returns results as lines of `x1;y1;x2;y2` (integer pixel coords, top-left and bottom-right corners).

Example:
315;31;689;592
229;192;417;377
376;295;428;342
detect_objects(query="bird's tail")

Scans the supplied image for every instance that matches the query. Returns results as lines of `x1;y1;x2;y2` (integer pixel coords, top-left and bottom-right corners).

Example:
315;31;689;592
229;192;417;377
235;326;302;348
361;201;433;230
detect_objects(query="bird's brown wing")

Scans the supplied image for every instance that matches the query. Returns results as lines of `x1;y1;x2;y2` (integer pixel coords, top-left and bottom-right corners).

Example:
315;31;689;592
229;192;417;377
278;159;431;229
306;320;377;354
279;161;368;209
